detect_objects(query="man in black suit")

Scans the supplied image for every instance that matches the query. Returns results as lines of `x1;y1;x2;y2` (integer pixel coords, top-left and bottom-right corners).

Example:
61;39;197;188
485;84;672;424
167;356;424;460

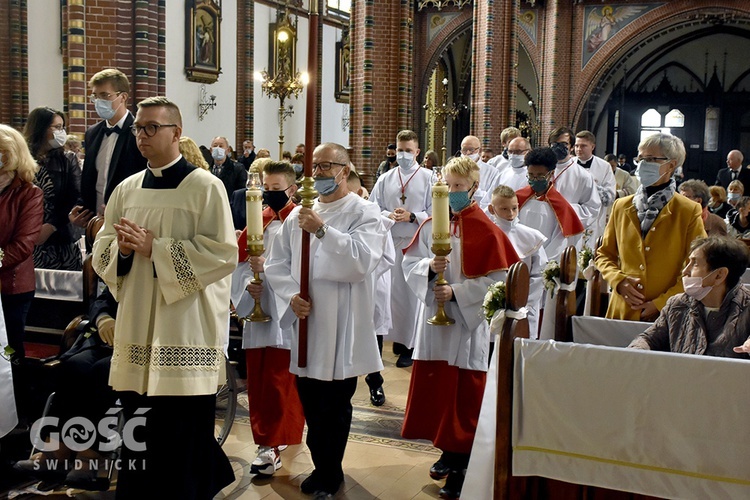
715;150;750;190
617;154;633;174
69;68;147;227
237;139;256;170
210;136;248;199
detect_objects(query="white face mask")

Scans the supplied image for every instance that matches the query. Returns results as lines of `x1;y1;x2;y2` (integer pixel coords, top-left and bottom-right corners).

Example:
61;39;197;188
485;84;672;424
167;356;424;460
636;160;668;187
49;129;67;149
508;154;525;169
212;147;226;161
464;152;480;163
397;151;415;170
682;269;719;301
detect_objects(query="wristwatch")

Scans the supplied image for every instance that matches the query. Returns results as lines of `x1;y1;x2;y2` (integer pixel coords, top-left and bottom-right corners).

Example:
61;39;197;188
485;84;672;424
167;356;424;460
314;223;329;239
409;213;417;224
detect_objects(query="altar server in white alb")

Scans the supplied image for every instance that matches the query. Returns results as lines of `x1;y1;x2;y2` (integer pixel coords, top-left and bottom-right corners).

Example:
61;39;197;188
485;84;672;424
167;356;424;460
92;97;235;498
485;136;532;196
370;129;433;367
573;130;616;245
401;156;519;500
460;135;502;209
264;142;387;498
547;126;601;243
230;161;305;477
488;184;548;337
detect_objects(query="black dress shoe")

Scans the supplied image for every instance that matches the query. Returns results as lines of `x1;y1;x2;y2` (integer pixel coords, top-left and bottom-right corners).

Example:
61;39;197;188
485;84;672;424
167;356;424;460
438;469;465;499
392;342;406;355
429;459;450;480
301;471;322;494
396;349;413;368
369;386;386;406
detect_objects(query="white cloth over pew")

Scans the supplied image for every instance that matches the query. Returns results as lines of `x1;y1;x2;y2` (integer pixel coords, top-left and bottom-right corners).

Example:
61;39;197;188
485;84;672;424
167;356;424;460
0;295;18;438
34;268;84;302
513;340;750;499
571;315;651;347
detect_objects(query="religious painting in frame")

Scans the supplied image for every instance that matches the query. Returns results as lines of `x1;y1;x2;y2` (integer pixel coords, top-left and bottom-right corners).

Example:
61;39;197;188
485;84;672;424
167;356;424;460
335;28;350;103
186;0;222;83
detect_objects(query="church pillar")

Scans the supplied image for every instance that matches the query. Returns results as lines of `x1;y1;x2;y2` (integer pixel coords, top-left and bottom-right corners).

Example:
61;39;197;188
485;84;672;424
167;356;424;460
470;0;518;148
539;0;574;142
0;0;28;129
236;0;255;149
349;0;414;187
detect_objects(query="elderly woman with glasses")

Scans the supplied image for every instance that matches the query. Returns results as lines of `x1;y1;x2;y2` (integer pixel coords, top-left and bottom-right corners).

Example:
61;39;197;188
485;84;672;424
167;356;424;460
23;107;83;271
596;133;706;321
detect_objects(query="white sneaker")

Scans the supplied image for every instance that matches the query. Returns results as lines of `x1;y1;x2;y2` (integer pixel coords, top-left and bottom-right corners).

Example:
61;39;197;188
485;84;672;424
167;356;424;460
250;446;282;476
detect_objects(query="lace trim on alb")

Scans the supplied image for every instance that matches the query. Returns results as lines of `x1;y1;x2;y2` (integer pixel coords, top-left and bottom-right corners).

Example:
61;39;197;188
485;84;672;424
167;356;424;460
167;239;203;296
95;244;112;277
112;344;223;371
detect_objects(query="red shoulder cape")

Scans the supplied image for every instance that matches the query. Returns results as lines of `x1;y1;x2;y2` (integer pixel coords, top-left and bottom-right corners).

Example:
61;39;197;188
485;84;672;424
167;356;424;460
237;202;296;262
516;185;584;238
403;203;520;278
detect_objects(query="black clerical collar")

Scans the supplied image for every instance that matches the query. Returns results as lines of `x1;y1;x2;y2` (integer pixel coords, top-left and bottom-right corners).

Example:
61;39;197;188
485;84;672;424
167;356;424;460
645;181;671;198
577;157;593;169
143;156;197;189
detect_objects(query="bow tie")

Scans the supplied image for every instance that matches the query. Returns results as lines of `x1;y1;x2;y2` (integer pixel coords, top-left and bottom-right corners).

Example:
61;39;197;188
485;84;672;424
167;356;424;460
103;126;121;137
577;158;593;169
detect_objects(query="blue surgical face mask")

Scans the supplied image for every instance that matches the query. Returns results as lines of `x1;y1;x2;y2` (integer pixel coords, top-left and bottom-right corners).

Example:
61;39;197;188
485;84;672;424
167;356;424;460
449;190;472;212
728;192;741;201
315;167;344;196
94;98;121;121
636;160;667;187
397;151;416;171
212;147;226;161
508;154;525;169
494;216;518;232
0;152;4;169
292;163;303;174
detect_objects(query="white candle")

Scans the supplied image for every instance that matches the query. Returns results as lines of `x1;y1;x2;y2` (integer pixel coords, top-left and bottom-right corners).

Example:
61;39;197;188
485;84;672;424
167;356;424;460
246;172;264;247
431;170;450;246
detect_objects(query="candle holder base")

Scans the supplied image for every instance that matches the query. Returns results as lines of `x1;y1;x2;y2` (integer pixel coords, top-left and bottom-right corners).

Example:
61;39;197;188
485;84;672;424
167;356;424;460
246;246;272;323
427;245;455;326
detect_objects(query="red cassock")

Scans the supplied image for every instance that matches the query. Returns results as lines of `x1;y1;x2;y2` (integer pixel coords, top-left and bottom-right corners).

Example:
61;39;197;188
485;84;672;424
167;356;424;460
402;203;520;454
238;202;305;447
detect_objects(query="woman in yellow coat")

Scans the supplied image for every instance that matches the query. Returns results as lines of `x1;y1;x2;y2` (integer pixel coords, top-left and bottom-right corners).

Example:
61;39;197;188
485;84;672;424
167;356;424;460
596;133;706;321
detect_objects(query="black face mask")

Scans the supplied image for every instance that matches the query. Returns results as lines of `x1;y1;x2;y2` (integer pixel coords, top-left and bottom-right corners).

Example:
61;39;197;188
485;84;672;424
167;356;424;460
551;142;569;161
263;189;290;213
387;155;397;164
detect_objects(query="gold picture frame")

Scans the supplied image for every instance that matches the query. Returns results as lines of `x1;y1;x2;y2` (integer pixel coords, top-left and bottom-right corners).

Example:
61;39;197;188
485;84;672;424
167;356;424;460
335;28;350;103
186;0;222;84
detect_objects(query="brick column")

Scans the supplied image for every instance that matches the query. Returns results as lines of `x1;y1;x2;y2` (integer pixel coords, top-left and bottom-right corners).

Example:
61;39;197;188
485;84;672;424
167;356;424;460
349;0;413;188
236;0;254;149
0;0;28;129
132;1;166;101
539;0;574;141
64;0;88;134
470;0;518;148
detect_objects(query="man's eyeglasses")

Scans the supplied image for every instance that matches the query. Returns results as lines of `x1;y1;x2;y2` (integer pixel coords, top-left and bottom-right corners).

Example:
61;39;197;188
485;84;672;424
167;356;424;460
312;161;347;172
508;149;529;155
89;92;122;102
460;147;479;154
635;156;669;163
131;124;178;137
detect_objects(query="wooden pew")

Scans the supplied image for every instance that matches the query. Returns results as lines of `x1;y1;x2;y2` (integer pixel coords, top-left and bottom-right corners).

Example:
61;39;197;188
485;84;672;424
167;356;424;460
494;261;530;499
553;246;577;342
584;236;608;318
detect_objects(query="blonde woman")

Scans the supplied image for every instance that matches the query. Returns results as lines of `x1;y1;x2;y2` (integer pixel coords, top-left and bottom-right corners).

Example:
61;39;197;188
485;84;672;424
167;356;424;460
179;136;209;170
0;124;44;365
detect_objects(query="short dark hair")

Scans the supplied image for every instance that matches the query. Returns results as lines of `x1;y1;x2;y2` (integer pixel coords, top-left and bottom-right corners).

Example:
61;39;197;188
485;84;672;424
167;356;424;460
618;154;627;160
263;160;296;187
137;96;182;127
525;147;557;171
691;236;750;290
549;126;574;144
679;179;710;208
604;154;617;162
386;144;396;151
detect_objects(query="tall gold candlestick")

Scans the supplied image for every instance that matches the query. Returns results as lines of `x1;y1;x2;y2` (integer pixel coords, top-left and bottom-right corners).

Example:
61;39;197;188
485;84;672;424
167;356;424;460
428;167;455;326
246;173;271;322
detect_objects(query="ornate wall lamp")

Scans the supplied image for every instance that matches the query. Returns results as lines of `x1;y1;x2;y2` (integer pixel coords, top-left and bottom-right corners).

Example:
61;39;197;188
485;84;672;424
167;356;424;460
255;2;308;159
198;84;217;121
